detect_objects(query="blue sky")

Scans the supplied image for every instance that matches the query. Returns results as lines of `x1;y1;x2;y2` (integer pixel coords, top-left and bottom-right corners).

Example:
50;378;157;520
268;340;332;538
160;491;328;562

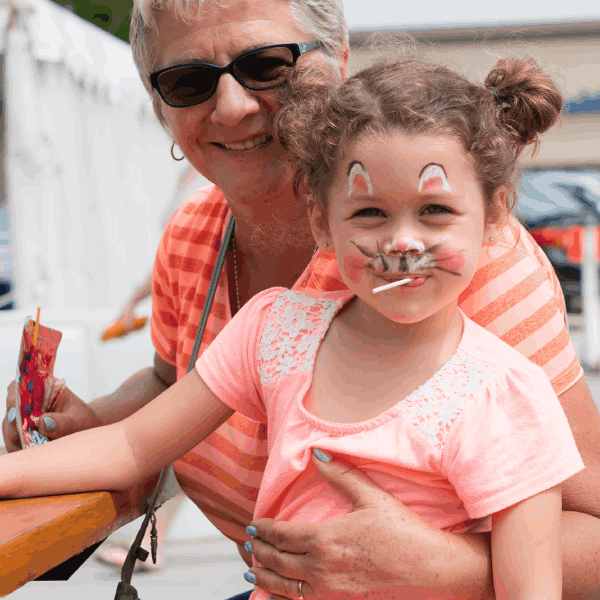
343;0;600;30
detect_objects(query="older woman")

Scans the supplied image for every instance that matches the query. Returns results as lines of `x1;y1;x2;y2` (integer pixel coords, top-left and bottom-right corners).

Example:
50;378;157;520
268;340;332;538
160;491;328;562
4;1;600;599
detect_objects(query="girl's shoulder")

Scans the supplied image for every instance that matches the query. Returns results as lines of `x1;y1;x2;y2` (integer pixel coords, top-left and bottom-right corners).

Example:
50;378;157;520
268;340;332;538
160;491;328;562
256;288;354;327
458;311;550;386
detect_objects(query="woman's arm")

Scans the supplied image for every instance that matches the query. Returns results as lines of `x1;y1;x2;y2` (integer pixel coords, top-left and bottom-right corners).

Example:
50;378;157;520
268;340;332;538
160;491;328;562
0;369;233;499
492;486;562;600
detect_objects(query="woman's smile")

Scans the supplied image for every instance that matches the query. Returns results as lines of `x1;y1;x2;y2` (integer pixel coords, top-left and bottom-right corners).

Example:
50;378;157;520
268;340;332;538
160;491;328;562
215;133;273;151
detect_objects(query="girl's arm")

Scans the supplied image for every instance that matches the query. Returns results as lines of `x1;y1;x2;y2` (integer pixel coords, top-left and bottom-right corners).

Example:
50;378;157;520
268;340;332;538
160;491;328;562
0;369;233;499
492;485;562;600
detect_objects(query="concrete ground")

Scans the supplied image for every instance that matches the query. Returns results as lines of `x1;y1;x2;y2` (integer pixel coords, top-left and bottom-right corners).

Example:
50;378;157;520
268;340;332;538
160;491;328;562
6;312;600;599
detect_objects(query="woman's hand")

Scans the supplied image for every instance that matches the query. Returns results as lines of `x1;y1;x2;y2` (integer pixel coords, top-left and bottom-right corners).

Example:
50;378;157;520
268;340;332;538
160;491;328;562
2;379;103;452
245;451;494;600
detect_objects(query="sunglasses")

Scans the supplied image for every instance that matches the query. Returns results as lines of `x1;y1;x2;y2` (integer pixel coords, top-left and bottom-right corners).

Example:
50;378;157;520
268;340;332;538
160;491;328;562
149;41;322;108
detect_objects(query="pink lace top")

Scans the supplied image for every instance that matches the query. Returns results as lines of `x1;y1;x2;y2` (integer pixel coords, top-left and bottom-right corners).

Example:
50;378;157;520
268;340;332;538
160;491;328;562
197;288;584;600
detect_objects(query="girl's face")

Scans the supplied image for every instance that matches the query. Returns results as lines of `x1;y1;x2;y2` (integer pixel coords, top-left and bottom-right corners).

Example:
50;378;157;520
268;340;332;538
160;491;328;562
311;131;503;324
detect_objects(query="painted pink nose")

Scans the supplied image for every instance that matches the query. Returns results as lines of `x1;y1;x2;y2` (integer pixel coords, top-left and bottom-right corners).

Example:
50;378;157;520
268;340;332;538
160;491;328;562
390;238;425;254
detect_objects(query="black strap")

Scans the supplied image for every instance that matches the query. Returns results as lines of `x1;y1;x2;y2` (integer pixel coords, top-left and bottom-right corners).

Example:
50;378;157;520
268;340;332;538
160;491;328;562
115;214;236;600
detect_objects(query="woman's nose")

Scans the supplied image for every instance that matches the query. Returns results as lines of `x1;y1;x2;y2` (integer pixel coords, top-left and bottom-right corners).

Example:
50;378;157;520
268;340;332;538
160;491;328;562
210;74;260;126
384;237;425;255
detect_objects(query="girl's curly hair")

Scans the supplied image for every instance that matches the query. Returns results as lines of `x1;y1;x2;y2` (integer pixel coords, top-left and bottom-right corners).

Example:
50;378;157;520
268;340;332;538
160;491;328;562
275;57;562;212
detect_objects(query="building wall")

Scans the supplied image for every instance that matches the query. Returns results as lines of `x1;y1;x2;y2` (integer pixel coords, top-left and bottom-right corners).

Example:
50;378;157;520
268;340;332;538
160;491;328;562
349;22;600;169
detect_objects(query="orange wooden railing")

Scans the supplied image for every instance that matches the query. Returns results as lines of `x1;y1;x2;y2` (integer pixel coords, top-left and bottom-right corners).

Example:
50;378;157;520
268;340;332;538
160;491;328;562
0;448;177;596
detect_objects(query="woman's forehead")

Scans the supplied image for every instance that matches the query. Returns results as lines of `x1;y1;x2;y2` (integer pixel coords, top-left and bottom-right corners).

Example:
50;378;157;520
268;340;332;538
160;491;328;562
155;0;305;65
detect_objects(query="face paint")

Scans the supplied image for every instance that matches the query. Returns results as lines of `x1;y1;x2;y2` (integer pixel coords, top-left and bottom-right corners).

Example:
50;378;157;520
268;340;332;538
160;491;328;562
343;254;367;285
384;238;425;255
351;241;464;278
418;164;452;194
431;248;465;272
347;161;373;198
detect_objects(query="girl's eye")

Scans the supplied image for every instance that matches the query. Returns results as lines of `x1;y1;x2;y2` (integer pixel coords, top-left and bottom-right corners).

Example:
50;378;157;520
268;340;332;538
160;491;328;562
422;204;452;216
352;207;385;218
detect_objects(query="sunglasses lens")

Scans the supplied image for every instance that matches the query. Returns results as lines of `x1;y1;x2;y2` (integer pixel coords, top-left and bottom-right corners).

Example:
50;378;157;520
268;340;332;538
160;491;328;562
234;46;295;88
157;66;217;107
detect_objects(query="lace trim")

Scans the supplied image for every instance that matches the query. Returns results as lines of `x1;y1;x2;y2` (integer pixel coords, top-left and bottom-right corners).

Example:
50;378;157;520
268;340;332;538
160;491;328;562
258;291;342;385
399;351;498;451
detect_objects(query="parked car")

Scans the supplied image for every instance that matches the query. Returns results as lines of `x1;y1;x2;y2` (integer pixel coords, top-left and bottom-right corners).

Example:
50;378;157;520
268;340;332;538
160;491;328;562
515;170;600;313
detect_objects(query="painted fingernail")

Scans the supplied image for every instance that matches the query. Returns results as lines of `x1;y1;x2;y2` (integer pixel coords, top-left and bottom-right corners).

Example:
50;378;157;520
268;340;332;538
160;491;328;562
246;525;258;536
313;448;332;463
7;407;16;424
244;541;253;554
43;416;57;432
243;572;256;584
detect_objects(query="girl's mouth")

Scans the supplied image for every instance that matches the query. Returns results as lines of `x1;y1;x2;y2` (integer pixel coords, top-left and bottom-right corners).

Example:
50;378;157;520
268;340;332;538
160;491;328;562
376;274;429;290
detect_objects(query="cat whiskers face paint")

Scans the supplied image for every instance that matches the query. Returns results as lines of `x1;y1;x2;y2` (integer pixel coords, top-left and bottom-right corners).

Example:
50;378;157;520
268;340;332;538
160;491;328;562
350;241;465;293
418;163;452;194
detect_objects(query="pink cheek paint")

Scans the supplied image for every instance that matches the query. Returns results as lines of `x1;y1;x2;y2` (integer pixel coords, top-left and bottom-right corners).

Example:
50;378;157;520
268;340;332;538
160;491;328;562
343;254;367;284
433;249;465;272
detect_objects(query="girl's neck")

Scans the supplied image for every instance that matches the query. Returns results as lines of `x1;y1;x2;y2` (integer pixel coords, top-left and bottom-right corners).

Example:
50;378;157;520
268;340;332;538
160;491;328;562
338;297;463;358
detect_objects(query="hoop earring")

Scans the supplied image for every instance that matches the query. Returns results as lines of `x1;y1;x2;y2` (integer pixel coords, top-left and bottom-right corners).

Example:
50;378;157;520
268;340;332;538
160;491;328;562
171;142;185;161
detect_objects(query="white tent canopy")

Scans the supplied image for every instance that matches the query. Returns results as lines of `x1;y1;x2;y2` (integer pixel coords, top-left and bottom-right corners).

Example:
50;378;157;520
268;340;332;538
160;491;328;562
0;0;200;311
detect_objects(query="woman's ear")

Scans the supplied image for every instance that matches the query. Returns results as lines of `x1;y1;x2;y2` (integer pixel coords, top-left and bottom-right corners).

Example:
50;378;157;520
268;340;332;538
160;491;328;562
307;200;333;252
338;41;350;82
485;186;511;245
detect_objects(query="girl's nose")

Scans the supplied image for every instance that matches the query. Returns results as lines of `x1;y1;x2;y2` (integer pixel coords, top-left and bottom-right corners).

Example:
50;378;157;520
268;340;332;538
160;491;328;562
385;238;425;255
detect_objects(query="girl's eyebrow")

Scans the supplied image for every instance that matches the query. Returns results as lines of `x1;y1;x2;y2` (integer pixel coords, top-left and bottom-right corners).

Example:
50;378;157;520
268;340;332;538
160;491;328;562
347;161;374;198
418;163;452;194
418;162;447;178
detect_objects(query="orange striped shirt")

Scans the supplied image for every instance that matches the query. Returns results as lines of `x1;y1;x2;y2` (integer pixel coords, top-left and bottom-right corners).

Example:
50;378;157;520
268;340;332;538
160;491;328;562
151;184;582;546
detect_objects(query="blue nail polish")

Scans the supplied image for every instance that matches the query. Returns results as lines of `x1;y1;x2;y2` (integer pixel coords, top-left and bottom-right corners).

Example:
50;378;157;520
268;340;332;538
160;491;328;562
43;416;57;432
246;525;257;536
313;448;332;463
7;407;16;424
244;541;253;554
243;572;256;584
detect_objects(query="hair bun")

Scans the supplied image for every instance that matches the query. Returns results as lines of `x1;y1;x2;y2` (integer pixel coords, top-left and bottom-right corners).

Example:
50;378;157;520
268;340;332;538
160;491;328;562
484;58;562;153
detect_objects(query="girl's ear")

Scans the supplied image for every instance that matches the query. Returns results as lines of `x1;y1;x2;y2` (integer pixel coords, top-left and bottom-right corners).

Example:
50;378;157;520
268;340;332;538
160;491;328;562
307;200;334;253
484;186;511;245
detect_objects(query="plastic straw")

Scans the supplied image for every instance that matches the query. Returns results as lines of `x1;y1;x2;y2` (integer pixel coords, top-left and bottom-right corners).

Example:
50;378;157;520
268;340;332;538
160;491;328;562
32;307;41;347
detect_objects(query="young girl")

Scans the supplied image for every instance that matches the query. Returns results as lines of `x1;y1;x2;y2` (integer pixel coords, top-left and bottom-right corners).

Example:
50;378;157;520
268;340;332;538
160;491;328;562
0;57;584;600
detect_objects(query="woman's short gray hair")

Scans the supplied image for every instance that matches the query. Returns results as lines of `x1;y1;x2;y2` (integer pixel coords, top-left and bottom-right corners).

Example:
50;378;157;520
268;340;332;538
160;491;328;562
130;0;348;133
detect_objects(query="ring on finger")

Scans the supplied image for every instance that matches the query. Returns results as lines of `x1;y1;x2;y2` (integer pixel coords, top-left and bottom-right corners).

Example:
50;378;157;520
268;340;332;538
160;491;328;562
297;579;306;600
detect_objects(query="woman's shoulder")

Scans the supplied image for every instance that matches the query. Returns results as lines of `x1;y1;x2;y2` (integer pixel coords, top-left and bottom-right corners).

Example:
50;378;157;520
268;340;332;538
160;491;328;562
161;183;229;248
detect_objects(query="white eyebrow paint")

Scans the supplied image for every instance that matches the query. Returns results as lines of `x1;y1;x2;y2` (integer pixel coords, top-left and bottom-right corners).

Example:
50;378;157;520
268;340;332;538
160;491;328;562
348;161;374;198
372;278;412;293
418;164;452;193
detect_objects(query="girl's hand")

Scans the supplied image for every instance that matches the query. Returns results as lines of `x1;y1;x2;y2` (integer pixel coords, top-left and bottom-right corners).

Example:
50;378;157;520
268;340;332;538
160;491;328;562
245;451;492;600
